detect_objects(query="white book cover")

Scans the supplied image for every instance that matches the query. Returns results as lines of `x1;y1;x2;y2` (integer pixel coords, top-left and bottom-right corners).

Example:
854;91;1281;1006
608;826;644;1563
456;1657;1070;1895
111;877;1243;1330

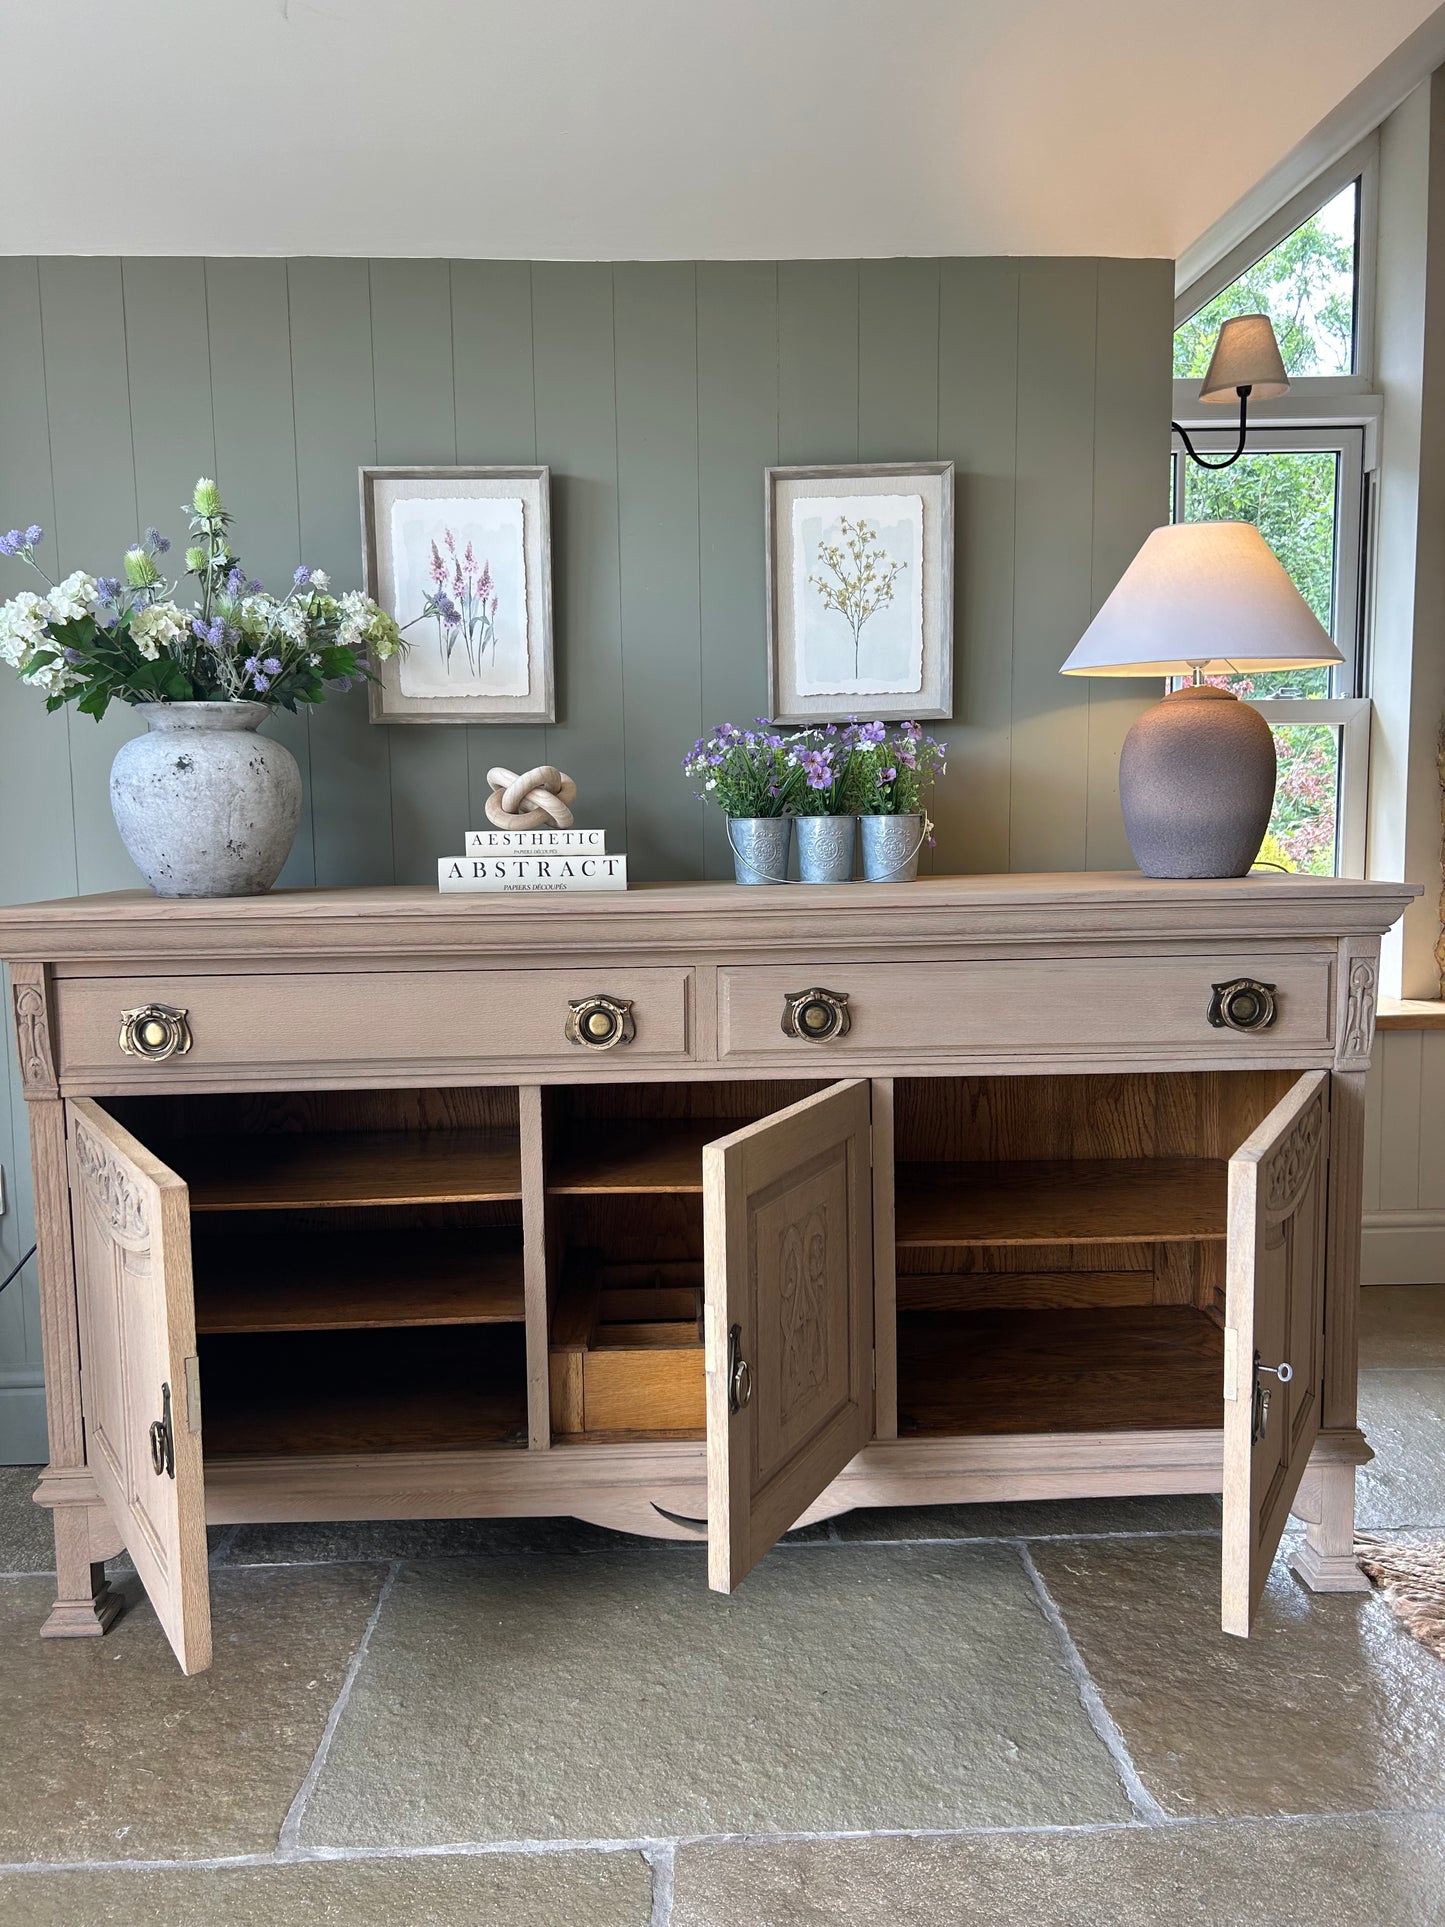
464;827;606;855
438;854;627;893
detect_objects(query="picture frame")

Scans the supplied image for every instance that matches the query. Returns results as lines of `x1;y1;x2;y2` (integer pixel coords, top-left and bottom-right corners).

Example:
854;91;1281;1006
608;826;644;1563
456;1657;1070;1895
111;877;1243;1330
765;461;954;724
360;466;555;725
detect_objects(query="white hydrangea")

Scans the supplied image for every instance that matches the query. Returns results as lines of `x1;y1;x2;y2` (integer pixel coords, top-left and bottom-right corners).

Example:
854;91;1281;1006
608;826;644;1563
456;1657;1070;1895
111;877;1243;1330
237;595;279;642
276;604;310;645
44;572;100;624
310;569;330;592
129;601;189;662
0;591;50;668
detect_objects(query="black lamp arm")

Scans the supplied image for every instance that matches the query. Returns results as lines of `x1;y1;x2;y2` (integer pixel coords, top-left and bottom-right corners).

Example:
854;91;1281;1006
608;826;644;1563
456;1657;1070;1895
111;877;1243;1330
1172;385;1251;470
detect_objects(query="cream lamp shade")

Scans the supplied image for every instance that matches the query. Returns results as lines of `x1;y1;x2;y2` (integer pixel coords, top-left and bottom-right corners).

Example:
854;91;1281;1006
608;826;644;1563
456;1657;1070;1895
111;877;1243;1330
1059;521;1343;680
1198;314;1290;404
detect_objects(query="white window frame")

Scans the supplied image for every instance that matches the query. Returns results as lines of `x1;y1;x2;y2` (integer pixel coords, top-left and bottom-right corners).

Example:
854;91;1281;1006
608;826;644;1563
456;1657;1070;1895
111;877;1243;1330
1168;423;1372;878
1174;133;1379;388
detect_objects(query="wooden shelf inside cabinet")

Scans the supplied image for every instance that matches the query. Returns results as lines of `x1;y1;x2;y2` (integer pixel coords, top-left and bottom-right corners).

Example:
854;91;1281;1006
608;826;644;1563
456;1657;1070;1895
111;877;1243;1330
547;1120;728;1195
199;1326;528;1455
192;1229;525;1335
158;1129;523;1212
898;1306;1225;1436
894;1158;1227;1248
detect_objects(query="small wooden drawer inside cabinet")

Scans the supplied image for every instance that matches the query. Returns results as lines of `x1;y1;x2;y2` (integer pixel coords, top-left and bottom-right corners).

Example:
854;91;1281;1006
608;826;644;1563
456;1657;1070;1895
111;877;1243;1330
56;966;694;1084
549;1257;705;1440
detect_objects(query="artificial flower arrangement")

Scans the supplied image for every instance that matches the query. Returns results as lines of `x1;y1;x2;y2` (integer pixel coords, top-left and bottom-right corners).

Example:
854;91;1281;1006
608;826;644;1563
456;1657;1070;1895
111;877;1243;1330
683;717;947;884
0;478;403;720
684;718;946;818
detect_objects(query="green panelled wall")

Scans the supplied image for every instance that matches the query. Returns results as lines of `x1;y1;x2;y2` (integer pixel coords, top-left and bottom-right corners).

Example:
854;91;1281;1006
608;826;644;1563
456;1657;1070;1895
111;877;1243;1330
0;254;1171;1456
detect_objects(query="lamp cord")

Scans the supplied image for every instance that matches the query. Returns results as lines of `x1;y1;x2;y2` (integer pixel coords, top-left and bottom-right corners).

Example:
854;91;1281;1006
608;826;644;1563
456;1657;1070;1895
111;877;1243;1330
0;1245;36;1296
1172;386;1251;470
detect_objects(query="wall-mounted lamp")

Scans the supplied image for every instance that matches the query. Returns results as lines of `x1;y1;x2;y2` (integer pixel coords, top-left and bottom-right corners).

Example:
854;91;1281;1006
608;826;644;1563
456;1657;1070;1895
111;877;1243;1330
1171;313;1289;471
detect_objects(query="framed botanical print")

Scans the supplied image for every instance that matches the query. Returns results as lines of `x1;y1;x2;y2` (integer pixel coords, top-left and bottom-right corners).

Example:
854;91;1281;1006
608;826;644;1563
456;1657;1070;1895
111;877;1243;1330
361;466;554;724
765;461;954;723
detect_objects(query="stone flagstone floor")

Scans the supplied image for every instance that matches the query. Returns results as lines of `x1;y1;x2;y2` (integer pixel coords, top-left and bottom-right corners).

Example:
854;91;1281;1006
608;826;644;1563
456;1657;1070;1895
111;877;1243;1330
0;1285;1442;1923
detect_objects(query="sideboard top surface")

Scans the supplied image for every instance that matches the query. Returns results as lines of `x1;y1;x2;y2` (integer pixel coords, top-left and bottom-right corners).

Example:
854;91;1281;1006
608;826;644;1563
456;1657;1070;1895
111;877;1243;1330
0;873;1419;967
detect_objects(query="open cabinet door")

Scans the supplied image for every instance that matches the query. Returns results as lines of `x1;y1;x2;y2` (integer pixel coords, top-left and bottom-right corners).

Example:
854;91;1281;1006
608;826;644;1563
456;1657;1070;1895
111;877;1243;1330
1221;1071;1329;1638
66;1098;211;1674
704;1080;873;1592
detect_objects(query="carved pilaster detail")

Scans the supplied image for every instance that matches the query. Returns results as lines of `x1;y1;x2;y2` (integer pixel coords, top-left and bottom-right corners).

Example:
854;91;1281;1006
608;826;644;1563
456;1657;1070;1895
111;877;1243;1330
1337;950;1378;1069
11;966;57;1097
72;1119;149;1245
1264;1093;1324;1220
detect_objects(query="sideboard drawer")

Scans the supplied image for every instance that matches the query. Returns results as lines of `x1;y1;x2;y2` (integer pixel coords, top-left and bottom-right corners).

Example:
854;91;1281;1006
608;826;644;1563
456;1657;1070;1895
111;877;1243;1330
717;955;1334;1064
56;967;694;1082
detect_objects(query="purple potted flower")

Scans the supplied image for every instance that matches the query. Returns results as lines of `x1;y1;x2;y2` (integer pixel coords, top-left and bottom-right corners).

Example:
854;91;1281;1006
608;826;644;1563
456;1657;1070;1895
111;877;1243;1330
854;723;948;881
682;721;805;883
785;721;873;882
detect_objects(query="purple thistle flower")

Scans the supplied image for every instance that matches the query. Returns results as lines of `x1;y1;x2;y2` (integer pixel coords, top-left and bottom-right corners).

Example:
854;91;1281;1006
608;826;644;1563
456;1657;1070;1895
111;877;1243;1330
0;530;23;557
193;618;213;644
251;672;271;692
293;565;312;588
23;524;43;547
95;576;120;601
246;577;265;594
145;527;171;555
243;656;260;676
63;646;84;664
261;656;282;675
225;566;245;595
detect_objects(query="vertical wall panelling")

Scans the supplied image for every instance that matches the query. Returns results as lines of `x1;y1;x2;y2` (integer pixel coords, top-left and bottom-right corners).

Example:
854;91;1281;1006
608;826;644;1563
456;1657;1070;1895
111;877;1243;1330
37;259;145;895
0;259;76;904
936;260;1018;877
531;264;628;851
1086;259;1168;871
696;262;779;879
370;259;469;882
450;261;549;824
858;259;941;463
0;260;61;1456
614;263;704;882
287;258;390;884
1362;1028;1445;1282
778;262;860;464
205;258;315;887
1009;263;1099;872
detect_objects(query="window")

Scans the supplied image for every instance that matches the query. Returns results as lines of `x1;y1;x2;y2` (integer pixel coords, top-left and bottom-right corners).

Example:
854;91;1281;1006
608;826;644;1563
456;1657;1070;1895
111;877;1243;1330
1170;148;1378;881
1168;427;1369;877
1174;181;1360;380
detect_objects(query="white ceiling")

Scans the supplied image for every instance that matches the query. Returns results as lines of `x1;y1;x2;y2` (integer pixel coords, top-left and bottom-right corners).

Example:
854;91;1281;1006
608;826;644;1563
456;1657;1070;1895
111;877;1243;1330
2;0;1441;261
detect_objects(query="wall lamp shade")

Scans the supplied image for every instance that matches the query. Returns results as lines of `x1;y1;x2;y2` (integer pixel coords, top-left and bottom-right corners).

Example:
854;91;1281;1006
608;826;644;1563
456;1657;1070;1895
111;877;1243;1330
1059;523;1342;880
1059;522;1342;680
1197;313;1290;405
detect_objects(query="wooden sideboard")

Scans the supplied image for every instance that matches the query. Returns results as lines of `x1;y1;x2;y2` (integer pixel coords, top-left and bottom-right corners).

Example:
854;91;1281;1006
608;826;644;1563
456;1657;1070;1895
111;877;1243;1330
0;873;1418;1675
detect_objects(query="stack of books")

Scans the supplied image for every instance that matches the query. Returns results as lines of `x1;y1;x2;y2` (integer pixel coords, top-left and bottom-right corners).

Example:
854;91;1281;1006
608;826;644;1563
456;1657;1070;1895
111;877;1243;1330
438;825;627;893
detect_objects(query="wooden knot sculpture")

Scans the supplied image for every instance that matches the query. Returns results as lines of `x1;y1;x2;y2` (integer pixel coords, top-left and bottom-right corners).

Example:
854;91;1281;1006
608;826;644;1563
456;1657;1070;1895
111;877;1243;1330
484;765;577;831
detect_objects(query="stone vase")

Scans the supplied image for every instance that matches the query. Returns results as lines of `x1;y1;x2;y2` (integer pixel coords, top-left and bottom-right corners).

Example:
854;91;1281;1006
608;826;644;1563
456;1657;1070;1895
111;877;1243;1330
110;702;302;898
1119;685;1277;879
795;813;857;883
727;815;792;885
860;812;924;882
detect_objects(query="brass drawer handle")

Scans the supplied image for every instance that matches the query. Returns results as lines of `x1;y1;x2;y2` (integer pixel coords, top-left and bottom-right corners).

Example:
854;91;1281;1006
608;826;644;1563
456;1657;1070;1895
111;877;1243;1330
120;1004;192;1062
1208;979;1277;1033
781;987;851;1043
566;994;636;1051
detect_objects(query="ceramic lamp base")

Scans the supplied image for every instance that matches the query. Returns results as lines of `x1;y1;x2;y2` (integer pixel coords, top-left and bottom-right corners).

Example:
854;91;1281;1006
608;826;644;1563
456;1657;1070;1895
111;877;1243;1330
1119;684;1276;879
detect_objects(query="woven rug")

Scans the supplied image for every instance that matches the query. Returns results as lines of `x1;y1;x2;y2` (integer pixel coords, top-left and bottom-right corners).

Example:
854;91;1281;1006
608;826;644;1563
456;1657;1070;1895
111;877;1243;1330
1355;1536;1445;1660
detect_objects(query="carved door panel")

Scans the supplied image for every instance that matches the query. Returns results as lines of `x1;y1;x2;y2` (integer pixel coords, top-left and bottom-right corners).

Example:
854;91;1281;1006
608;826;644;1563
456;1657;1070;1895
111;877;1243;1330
65;1098;211;1674
1221;1071;1330;1638
704;1080;873;1593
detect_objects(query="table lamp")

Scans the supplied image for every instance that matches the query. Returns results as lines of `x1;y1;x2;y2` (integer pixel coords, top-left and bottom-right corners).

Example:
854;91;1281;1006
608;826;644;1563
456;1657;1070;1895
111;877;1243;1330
1059;522;1343;878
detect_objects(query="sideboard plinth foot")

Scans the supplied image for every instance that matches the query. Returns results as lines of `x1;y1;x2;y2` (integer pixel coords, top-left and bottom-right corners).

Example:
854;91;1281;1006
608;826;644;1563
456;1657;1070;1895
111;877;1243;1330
41;1574;123;1639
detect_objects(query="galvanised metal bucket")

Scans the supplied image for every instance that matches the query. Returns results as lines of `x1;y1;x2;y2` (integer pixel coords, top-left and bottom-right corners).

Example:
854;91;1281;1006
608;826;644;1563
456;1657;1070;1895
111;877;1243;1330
727;815;792;885
795;814;857;883
860;812;924;882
